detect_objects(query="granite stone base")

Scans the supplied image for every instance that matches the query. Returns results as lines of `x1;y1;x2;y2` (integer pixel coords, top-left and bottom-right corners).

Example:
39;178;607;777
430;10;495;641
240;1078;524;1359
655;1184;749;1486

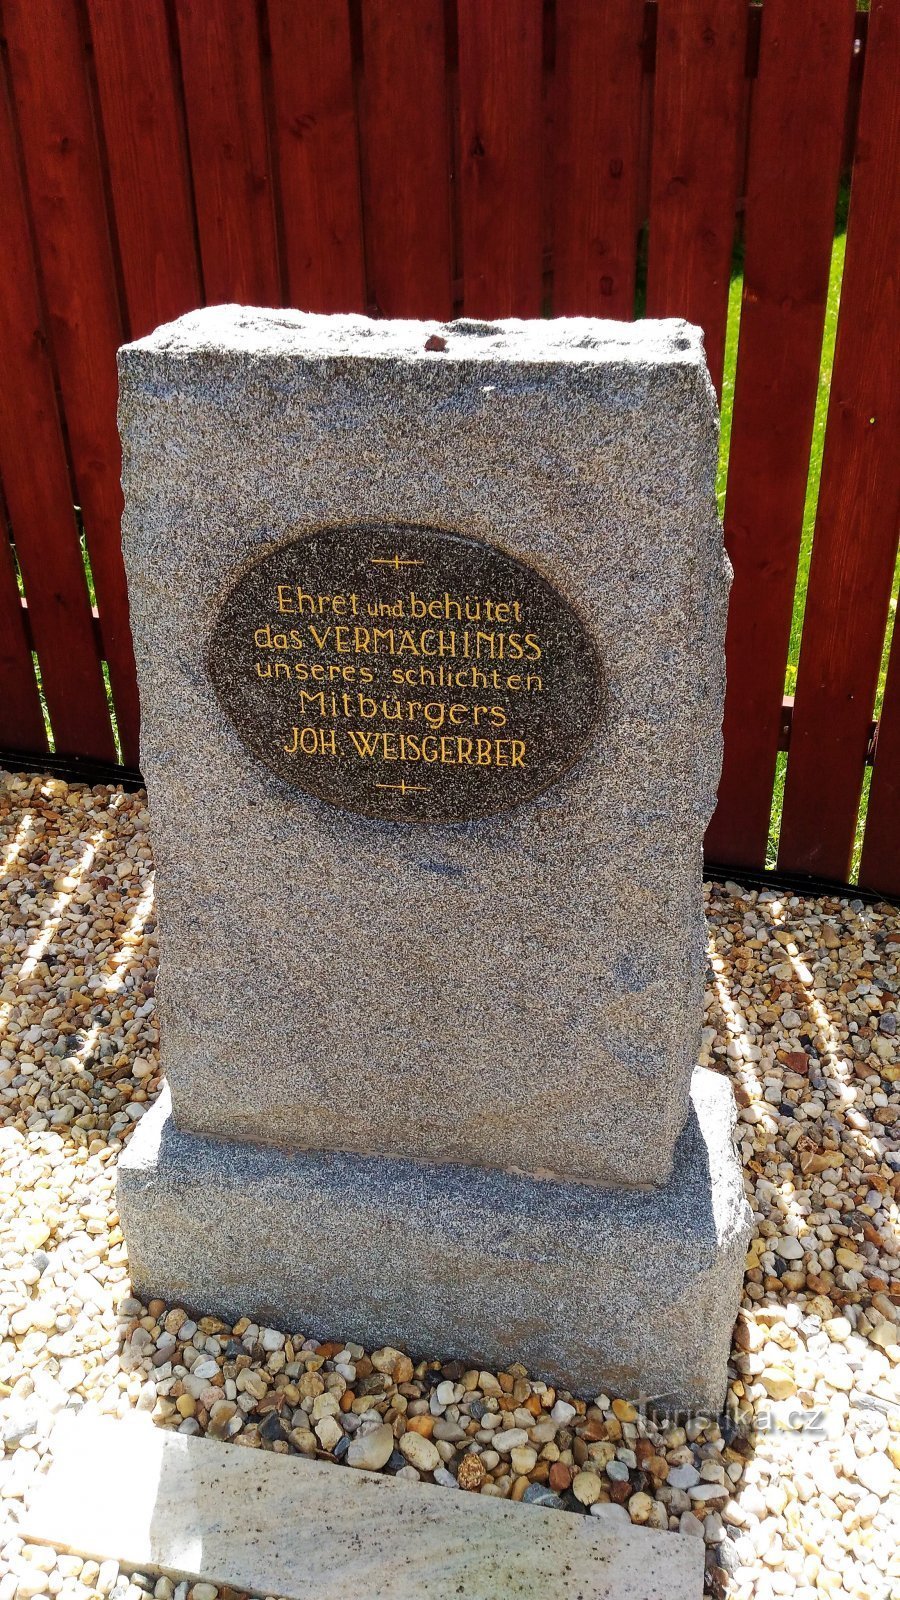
118;1068;751;1414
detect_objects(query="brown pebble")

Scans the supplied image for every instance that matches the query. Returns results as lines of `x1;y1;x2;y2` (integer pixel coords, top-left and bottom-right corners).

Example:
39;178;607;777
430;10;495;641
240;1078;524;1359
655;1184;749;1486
406;1414;435;1438
457;1454;486;1490
510;1475;530;1501
549;1462;572;1492
784;1050;809;1073
609;1479;632;1505
424;334;447;352
581;1419;607;1442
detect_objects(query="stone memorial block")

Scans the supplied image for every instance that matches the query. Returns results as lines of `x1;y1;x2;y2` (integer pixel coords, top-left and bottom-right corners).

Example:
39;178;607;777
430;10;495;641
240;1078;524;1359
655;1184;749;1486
117;308;751;1409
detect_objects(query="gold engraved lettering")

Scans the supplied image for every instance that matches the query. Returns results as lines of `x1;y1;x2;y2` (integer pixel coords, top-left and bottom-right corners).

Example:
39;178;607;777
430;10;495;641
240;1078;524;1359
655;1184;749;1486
283;726;338;757
277;588;359;616
208;520;604;825
344;730;527;768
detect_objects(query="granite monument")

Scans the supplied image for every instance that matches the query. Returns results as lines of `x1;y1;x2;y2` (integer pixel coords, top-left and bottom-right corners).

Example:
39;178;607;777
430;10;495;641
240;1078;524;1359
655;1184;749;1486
117;307;751;1411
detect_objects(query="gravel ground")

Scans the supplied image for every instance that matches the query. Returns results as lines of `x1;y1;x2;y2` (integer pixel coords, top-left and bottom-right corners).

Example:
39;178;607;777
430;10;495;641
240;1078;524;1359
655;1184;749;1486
0;770;898;1600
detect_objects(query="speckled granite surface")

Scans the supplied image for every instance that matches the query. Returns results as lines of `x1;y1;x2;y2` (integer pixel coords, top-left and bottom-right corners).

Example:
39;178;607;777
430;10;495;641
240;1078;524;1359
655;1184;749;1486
119;1067;751;1413
118;307;730;1190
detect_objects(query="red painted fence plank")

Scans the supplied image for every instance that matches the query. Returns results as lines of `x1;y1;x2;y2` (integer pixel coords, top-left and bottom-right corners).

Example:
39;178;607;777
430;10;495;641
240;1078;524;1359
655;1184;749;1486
2;0;139;764
87;0;203;337
0;506;45;754
553;0;645;319
358;0;452;319
861;618;900;898
268;0;365;314
457;0;544;318
646;0;749;395
0;52;114;760
706;0;855;868
174;0;281;307
778;0;900;879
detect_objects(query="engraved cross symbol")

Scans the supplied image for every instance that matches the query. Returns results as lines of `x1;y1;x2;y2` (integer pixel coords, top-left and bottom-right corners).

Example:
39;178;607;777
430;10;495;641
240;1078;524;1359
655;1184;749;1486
375;781;430;795
369;554;424;569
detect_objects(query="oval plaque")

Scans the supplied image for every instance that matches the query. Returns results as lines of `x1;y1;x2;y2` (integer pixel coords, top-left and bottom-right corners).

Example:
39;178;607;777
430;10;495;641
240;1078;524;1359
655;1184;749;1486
207;524;602;823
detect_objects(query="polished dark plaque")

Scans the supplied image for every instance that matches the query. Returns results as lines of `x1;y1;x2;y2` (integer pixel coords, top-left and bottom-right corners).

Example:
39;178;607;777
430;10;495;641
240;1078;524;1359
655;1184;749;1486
207;524;602;823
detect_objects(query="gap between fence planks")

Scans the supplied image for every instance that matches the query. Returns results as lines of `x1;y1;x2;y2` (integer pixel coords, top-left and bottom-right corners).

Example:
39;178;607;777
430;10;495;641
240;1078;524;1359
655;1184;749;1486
706;0;856;869
862;620;900;899
778;0;900;880
0;486;46;754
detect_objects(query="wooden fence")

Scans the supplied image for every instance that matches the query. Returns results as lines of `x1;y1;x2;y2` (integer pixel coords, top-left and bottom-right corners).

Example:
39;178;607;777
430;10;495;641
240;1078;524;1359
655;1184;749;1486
0;0;897;892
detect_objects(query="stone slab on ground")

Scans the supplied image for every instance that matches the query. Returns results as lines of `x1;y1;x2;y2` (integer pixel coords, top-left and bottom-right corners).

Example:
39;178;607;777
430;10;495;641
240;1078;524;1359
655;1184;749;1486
118;306;729;1190
118;1066;751;1412
26;1415;703;1600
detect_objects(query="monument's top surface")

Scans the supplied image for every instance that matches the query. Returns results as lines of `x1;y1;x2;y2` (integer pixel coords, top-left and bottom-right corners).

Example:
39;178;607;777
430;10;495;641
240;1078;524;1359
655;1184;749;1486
121;304;706;370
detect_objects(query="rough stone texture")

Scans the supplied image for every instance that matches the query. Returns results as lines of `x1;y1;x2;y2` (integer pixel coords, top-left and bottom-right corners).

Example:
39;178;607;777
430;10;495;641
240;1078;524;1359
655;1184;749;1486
119;1066;751;1413
27;1416;704;1599
118;307;729;1189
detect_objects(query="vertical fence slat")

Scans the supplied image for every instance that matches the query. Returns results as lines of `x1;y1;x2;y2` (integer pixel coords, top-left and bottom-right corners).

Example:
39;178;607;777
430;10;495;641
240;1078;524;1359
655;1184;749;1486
705;0;855;868
358;0;452;319
0;498;46;754
0;54;115;760
268;0;365;313
553;0;645;319
87;0;203;337
645;0;749;395
778;0;900;880
457;0;544;318
861;621;900;897
2;0;139;764
174;0;281;307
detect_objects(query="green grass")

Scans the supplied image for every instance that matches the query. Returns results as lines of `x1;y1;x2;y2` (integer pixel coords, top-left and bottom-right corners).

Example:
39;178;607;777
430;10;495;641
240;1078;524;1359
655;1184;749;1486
716;195;900;877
